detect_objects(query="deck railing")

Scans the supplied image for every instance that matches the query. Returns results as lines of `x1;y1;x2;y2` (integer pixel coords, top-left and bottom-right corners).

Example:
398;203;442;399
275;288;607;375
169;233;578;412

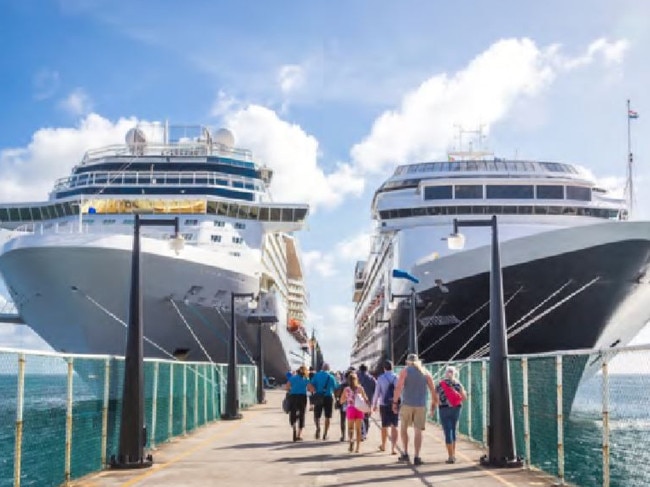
0;348;257;487
425;343;650;487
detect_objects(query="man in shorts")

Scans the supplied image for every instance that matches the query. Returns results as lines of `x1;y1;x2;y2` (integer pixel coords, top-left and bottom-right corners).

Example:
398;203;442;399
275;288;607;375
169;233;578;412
310;363;339;440
372;360;400;454
392;353;438;466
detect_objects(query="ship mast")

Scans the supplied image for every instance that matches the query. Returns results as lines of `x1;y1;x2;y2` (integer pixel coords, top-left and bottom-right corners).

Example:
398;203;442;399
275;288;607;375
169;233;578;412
625;99;637;215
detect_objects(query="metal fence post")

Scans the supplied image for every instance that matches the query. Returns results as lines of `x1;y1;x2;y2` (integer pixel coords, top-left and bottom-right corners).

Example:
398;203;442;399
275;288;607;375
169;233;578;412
482;360;487;447
602;354;610;487
467;363;472;439
150;361;159;449
211;366;217;420
203;364;208;425
182;363;187;435
168;363;174;440
101;358;110;468
194;365;199;429
14;353;26;487
64;357;74;486
556;355;564;484
522;357;531;468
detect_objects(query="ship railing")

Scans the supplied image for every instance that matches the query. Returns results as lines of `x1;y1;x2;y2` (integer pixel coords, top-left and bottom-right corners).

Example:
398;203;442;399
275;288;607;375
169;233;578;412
80;142;254;165
418;342;650;487
0;347;258;487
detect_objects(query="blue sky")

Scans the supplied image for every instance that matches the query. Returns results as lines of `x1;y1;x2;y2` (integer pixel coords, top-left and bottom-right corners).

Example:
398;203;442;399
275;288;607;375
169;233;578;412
1;0;649;369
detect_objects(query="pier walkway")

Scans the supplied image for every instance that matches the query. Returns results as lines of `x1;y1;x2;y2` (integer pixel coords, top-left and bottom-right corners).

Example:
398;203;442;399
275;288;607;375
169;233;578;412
72;390;556;487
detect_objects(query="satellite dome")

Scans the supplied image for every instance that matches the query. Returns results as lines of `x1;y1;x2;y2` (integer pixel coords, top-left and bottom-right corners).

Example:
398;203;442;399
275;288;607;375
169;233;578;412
213;128;235;148
125;127;147;151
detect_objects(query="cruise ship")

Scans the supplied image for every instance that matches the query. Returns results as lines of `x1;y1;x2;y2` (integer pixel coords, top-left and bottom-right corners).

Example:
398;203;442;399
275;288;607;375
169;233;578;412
0;123;313;381
351;150;650;379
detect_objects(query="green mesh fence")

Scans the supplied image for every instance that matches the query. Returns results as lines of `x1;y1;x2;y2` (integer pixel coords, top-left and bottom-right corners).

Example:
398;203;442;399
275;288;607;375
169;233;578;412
0;349;257;487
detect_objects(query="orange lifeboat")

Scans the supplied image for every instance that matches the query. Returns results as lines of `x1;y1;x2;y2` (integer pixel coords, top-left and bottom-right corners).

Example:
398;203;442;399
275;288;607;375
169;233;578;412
287;318;301;333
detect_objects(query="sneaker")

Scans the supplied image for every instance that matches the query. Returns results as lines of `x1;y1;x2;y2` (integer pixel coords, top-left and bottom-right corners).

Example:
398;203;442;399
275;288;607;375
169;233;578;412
292;426;297;442
414;457;423;466
315;428;321;439
398;453;410;463
322;434;328;441
340;436;345;442
445;457;454;464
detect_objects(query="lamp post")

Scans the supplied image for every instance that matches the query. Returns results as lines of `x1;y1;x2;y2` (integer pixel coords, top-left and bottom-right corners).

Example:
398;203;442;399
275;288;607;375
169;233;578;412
391;268;420;358
375;319;393;364
447;215;522;468
247;294;278;405
309;329;317;370
111;214;184;469
222;292;255;420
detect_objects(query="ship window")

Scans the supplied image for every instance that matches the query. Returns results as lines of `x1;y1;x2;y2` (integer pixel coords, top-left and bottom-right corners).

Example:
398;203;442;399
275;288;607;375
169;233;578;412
454;185;483;199
185;219;199;225
180;176;194;184
259;207;270;221
518;206;533;214
207;201;217;214
536;185;564;199
534;206;548;214
64;202;75;216
19;208;31;221
166;174;180;185
424;185;452;200
123;219;134;224
211;235;222;243
29;207;43;220
216;178;228;186
270;208;281;221
412;207;427;216
0;207;8;221
8;208;20;221
230;251;241;257
226;205;239;218
426;206;441;215
124;175;137;184
103;219;116;224
216;202;229;216
182;233;193;241
232;236;243;244
213;220;225;227
195;177;208;184
234;222;246;229
294;208;308;222
248;206;260;220
138;175;151;185
281;208;293;221
486;185;534;199
566;186;591;201
55;204;66;217
547;206;562;215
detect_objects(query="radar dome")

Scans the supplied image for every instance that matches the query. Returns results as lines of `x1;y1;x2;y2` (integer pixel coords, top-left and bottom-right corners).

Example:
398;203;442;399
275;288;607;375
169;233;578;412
213;128;235;148
125;128;147;151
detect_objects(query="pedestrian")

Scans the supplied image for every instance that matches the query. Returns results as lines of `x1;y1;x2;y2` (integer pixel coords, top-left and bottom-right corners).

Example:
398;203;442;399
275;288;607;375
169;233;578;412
334;371;349;442
372;360;399;454
392;353;438;466
310;363;339;440
436;365;467;463
358;364;377;440
285;364;312;441
308;366;316;411
339;372;370;453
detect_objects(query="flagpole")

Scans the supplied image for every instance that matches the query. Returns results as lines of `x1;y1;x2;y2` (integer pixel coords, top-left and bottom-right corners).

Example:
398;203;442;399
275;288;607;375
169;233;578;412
627;99;634;215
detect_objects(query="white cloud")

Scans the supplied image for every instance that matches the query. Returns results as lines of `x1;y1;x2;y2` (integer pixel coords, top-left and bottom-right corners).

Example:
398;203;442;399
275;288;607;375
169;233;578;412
32;68;60;100
0;114;138;202
302;250;336;278
222;104;364;210
349;37;629;176
314;304;355;370
278;64;306;95
59;88;94;116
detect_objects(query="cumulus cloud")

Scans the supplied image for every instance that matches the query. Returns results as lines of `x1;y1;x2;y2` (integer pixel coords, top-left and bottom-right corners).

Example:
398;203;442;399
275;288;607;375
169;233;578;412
311;304;355;369
278;64;306;95
59;88;94;116
222;104;364;209
303;230;373;278
350;37;629;176
32;68;60;100
302;250;336;278
0;114;138;202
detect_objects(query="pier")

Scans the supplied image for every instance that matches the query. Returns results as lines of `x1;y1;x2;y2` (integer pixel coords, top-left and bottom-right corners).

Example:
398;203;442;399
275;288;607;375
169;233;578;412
71;390;554;487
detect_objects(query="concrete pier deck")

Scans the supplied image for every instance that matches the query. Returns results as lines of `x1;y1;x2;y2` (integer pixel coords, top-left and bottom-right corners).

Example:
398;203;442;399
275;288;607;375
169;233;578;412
72;390;557;487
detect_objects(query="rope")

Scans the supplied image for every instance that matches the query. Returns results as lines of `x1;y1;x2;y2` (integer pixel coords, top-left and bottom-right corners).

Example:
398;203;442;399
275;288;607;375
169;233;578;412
213;306;256;364
168;298;216;364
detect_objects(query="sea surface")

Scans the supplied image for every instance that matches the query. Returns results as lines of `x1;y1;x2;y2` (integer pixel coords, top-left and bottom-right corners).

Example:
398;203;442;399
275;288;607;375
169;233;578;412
1;373;649;486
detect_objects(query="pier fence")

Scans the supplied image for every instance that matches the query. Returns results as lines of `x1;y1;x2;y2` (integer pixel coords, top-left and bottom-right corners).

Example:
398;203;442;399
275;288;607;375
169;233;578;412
0;348;257;487
424;343;650;487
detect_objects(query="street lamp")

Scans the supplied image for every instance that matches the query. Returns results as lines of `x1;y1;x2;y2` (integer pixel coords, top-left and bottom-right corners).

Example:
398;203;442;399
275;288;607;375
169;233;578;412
391;268;420;358
111;214;184;469
309;329;317;371
375;319;393;364
447;215;522;468
222;292;256;420
247;294;278;405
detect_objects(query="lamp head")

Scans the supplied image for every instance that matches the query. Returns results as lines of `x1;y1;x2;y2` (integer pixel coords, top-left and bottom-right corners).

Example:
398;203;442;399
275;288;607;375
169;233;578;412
447;232;465;250
247;296;258;310
169;233;185;255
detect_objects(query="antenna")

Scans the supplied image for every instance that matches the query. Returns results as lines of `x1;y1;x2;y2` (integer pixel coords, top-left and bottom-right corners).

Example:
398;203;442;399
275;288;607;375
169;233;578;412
625;99;637;215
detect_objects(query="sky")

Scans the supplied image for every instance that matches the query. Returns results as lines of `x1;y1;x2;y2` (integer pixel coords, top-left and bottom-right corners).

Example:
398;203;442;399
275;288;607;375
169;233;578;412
1;0;649;370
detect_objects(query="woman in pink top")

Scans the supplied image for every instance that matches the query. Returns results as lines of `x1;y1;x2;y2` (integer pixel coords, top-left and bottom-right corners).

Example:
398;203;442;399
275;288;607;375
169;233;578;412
339;372;369;453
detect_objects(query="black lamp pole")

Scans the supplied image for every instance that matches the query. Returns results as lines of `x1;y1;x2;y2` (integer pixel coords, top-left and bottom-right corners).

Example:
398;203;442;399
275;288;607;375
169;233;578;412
222;292;254;420
112;214;180;469
310;329;317;370
376;319;392;364
452;215;522;468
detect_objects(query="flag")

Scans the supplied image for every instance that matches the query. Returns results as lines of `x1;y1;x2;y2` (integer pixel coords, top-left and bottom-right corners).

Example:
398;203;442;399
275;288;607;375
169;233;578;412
629;109;639;119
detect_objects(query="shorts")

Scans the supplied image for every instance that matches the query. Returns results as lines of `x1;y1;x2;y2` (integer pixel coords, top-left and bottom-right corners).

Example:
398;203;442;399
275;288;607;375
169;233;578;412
314;396;334;419
379;405;399;428
399;405;426;430
346;405;365;421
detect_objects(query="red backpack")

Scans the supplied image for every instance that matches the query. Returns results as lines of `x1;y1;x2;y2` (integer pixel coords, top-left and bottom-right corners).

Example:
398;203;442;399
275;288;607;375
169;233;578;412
439;381;463;407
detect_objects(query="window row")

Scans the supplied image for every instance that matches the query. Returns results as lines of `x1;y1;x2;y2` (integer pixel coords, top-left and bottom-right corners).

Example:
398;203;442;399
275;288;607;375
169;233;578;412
378;205;621;220
423;185;592;202
0;201;79;222
394;160;578;175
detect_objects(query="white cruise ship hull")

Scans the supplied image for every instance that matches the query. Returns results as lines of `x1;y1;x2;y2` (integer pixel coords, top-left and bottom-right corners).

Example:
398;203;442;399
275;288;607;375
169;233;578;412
0;233;300;381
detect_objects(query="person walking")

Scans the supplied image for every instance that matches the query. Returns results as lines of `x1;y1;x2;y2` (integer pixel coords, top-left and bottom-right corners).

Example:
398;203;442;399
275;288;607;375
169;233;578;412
339;372;370;453
392;353;438;466
357;364;377;441
310;363;339;440
436;365;467;463
285;365;312;441
334;371;350;442
372;360;399;454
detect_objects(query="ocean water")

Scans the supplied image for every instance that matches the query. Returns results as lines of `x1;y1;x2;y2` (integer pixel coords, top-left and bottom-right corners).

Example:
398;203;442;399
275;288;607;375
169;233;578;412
1;374;649;486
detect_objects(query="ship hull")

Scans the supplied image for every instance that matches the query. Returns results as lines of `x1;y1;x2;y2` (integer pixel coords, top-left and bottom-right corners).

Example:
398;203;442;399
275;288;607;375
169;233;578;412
0;235;302;382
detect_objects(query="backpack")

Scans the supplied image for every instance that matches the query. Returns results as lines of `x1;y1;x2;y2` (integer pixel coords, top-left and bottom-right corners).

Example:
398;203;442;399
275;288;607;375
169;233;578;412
439;380;463;407
382;373;398;406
